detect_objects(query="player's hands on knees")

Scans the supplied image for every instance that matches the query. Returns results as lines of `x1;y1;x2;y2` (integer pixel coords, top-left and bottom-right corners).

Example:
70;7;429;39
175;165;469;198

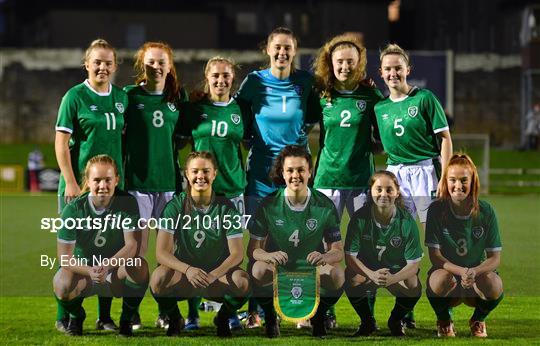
306;251;326;266
64;182;81;203
186;266;210;288
461;268;476;289
369;268;390;286
206;272;218;286
90;266;108;283
266;251;288;265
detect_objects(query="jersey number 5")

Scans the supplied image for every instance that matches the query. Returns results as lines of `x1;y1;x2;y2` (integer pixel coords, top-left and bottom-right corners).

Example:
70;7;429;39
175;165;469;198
394;118;404;136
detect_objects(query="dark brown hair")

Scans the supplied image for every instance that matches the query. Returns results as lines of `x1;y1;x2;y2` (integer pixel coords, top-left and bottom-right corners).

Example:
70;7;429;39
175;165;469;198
270;145;312;186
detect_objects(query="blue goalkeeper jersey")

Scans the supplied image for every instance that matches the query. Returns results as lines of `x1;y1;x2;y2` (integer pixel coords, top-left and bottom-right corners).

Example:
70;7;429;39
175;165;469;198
235;68;317;196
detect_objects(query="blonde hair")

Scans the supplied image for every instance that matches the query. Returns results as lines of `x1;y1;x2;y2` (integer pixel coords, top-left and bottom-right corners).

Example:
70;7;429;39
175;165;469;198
84;38;117;65
379;43;410;66
80;154;119;193
202;56;238;95
313;33;367;101
183;151;218;215
133;41;181;104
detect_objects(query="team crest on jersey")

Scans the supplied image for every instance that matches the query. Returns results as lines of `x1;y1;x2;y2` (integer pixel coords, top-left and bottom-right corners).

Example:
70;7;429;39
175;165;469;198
291;286;303;299
90;105;98;111
293;85;303;96
231;114;241;125
442;228;450;236
275;219;284;226
407;106;418;118
115;103;125;114
167;102;177;112
356;100;367;111
200;113;208;119
306;219;318;231
390;236;402;248
136;104;144;110
472;226;484;239
382;114;389;120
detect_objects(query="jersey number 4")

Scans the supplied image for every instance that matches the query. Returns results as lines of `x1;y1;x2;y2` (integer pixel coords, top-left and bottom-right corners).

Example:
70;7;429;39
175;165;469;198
289;229;300;247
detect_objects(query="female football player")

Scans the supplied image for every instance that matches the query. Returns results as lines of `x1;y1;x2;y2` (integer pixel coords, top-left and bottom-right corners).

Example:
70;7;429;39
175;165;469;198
248;145;344;338
235;26;318;327
426;153;503;338
375;43;453;327
150;151;250;337
344;170;423;337
53;155;148;337
55;38;128;332
182;56;247;330
124;41;187;329
312;33;383;218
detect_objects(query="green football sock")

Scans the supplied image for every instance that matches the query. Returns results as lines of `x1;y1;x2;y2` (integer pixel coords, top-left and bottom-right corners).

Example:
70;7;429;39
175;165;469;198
120;279;148;322
152;290;181;320
222;294;249;315
98;296;113;321
56;295;85;320
472;293;504;322
390;296;420;321
346;286;376;321
254;284;276;319
56;299;69;320
427;295;453;321
187;297;201;319
318;287;343;316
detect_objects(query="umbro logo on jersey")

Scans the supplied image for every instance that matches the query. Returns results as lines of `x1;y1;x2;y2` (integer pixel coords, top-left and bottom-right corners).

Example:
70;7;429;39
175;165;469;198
442;228;450;235
472;226;484;239
390;236;402;248
362;235;371;240
306;218;317;231
231;114;241;125
200;113;208;119
136;104;144;110
115;103;125;114
382;114;389;120
275;219;284;226
167;102;177;112
356;100;367;111
90;105;98;111
325;102;333;108
407;106;418;118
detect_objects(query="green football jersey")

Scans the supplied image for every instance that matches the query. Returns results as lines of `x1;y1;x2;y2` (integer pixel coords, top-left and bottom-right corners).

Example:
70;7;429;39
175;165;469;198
314;87;383;189
249;188;342;263
57;190;140;265
160;192;244;271
345;205;423;272
184;98;246;198
374;87;449;165
425;199;502;268
124;85;186;192
55;81;127;196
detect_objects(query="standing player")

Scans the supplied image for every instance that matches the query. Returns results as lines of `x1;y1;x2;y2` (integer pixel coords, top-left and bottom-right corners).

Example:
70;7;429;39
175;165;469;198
248;145;344;338
235;26;318;327
345;171;423;337
425;154;503;338
150;151;250;337
53;155;148;337
375;43;453;327
182;56;247;330
55;38;128;332
311;34;383;328
313;33;383;217
124;41;187;329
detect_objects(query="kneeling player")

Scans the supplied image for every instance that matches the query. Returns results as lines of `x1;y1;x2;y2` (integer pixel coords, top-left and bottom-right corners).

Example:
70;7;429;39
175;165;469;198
53;155;149;337
150;151;249;337
345;171;423;337
426;153;503;338
248;145;345;338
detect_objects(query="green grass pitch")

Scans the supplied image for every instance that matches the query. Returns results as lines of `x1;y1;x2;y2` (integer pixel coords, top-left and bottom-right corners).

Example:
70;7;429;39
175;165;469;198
1;193;539;344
